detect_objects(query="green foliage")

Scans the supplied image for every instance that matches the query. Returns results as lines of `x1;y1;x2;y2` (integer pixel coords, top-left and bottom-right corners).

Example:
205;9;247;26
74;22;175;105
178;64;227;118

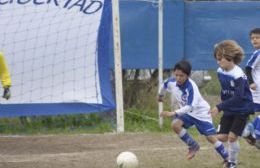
200;70;220;95
0;113;114;134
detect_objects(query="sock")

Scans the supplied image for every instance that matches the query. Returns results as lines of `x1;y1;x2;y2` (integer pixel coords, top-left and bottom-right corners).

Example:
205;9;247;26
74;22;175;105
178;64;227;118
214;141;229;160
228;141;240;163
178;128;197;147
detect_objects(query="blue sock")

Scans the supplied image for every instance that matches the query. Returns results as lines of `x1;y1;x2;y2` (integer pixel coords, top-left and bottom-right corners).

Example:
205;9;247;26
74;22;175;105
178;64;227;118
215;141;228;160
178;128;197;147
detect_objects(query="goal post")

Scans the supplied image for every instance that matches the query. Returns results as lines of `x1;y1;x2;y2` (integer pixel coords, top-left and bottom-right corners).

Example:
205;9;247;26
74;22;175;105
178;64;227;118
158;0;164;128
112;0;124;133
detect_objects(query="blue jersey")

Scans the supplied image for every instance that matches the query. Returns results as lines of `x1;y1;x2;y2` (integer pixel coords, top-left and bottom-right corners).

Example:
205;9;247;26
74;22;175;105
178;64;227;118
252;115;260;140
159;78;212;123
217;65;253;115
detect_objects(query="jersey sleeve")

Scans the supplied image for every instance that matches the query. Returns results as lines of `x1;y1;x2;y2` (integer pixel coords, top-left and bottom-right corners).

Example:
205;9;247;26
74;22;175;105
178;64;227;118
246;51;260;69
0;52;11;88
158;78;174;97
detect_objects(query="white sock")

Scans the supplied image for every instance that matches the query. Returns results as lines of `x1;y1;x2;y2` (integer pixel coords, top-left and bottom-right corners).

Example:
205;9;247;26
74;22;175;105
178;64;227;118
228;141;240;163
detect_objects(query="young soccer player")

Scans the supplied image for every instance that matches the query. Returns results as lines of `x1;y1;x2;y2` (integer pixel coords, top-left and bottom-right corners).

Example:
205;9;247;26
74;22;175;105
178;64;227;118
245;28;260;113
242;115;260;149
210;40;254;168
158;60;229;163
0;52;11;99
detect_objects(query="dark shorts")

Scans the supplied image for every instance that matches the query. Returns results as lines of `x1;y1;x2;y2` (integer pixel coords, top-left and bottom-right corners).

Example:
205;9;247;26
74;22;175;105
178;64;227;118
218;114;249;136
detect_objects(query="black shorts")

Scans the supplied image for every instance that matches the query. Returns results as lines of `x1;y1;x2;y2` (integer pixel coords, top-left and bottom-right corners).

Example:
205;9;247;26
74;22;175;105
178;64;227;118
218;114;249;136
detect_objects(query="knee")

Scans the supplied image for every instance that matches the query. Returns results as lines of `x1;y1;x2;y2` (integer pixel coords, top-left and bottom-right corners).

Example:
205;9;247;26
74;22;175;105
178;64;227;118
217;134;228;142
171;121;182;133
228;134;238;143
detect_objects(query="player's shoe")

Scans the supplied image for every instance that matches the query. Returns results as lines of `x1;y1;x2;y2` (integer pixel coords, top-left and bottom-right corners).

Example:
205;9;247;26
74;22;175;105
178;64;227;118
186;143;200;160
223;160;229;168
244;134;256;146
223;161;236;168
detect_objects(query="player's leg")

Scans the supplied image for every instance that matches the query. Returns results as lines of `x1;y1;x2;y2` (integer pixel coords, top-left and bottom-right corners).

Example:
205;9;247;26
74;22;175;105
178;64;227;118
217;115;234;143
226;114;249;168
216;115;234;168
194;119;229;162
206;136;229;162
193;117;229;161
172;114;199;160
242;122;256;145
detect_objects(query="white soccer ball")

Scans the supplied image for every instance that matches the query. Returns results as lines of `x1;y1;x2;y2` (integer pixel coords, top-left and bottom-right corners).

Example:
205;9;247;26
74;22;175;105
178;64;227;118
116;151;139;168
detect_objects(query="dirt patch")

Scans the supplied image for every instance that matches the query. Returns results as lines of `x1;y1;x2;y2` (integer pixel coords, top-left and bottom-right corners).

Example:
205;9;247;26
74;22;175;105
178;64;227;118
0;133;259;168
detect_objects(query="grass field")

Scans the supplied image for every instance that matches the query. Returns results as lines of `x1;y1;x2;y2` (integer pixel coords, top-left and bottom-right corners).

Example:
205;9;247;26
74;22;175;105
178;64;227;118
0;133;259;168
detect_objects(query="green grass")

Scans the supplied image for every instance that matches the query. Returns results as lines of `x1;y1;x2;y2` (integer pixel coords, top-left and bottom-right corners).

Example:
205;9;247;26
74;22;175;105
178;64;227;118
0;113;115;134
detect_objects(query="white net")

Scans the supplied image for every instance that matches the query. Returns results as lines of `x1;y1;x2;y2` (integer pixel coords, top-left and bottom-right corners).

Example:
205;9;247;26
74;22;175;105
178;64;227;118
0;1;106;104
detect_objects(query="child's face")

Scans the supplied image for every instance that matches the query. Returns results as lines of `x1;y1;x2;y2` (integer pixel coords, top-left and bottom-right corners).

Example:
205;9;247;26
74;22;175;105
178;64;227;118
173;69;188;86
250;33;260;49
216;54;234;71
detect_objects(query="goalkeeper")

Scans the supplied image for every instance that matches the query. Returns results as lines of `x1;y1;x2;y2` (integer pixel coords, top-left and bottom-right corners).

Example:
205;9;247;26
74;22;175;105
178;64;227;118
0;52;11;100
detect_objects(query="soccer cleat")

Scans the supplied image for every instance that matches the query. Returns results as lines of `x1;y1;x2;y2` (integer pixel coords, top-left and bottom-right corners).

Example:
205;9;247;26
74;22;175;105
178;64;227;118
223;162;237;168
222;160;228;168
244;134;256;146
186;144;200;160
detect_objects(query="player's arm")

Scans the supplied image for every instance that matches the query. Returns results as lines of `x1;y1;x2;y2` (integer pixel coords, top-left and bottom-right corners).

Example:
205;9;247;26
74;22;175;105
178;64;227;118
246;52;259;90
0;52;11;99
245;66;254;85
158;78;172;102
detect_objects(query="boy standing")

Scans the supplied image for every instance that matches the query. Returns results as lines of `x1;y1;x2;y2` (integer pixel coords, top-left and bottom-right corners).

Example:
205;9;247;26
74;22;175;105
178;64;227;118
159;60;228;163
211;40;254;168
245;28;260;113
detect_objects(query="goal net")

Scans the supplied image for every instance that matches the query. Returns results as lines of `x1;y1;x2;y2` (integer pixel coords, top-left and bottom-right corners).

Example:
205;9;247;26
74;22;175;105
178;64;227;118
0;0;115;117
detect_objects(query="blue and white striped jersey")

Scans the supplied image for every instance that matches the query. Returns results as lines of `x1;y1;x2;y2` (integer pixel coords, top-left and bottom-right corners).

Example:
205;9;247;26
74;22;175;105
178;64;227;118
159;78;212;123
217;65;253;115
246;49;260;104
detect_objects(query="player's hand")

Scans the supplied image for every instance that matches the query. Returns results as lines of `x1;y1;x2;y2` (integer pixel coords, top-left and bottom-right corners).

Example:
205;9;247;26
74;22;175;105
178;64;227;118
210;107;219;117
250;83;257;91
3;87;11;100
160;111;176;118
158;95;164;102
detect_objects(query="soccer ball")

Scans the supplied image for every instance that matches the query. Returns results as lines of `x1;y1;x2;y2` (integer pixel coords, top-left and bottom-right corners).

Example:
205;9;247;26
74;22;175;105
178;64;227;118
116;151;138;168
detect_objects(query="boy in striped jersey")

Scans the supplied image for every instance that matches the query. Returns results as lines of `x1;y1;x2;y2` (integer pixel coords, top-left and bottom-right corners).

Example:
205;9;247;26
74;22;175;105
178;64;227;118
158;60;228;163
211;40;254;168
245;28;260;113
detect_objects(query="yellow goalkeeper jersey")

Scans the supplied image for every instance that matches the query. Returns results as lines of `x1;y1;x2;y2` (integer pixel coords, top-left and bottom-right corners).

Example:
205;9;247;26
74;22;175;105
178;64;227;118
0;52;11;88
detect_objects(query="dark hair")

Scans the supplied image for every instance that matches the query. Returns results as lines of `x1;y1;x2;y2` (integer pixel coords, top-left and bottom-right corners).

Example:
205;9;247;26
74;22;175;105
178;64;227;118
173;60;192;76
250;28;260;36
